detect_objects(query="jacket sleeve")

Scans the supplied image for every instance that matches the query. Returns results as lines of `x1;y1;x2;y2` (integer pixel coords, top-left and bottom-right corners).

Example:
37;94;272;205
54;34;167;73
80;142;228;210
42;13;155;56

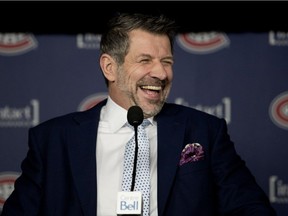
211;119;276;216
1;127;43;215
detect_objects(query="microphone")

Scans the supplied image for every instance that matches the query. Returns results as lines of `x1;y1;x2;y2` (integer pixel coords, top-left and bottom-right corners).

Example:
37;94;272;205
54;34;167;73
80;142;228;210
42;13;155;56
117;106;144;216
127;105;144;128
127;106;144;191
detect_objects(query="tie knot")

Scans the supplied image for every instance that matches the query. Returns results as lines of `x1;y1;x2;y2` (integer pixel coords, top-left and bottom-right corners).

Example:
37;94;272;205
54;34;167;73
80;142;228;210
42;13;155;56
141;119;150;128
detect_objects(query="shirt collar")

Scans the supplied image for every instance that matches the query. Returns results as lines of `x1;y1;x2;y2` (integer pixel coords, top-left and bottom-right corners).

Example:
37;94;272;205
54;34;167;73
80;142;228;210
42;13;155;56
102;96;155;132
102;97;127;133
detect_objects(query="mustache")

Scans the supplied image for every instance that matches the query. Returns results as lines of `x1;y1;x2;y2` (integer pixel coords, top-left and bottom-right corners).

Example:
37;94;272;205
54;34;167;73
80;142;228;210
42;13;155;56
137;77;167;87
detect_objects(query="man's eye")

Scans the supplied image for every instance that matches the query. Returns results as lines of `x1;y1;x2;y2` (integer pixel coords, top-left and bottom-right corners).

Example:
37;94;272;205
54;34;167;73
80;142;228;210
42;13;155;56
163;61;173;66
140;59;150;63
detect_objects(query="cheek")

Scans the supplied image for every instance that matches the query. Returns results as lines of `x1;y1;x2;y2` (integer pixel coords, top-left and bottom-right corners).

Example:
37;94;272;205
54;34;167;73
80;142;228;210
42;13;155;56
115;70;128;88
117;71;135;92
167;69;173;81
128;68;147;85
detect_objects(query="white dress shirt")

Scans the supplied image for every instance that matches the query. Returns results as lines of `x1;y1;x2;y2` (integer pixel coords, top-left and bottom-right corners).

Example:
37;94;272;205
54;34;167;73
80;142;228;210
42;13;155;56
96;97;158;216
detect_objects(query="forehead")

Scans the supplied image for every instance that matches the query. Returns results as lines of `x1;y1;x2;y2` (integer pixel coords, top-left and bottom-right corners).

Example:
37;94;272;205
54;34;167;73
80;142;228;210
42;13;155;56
128;29;171;51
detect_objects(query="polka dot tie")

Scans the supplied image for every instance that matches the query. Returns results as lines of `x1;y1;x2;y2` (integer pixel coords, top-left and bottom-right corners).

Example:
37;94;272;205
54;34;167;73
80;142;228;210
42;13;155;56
122;119;150;216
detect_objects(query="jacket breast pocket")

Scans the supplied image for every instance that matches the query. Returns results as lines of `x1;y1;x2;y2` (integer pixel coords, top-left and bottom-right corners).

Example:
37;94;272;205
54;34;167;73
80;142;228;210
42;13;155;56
177;160;209;176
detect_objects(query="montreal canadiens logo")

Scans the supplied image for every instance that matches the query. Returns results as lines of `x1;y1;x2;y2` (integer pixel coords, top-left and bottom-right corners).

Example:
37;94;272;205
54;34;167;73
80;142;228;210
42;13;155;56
0;172;20;209
269;91;288;130
78;92;108;111
0;33;38;56
176;32;230;54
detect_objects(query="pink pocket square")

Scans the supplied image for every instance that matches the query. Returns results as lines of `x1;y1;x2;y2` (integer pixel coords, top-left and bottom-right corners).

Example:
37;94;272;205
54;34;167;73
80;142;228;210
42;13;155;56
179;143;204;166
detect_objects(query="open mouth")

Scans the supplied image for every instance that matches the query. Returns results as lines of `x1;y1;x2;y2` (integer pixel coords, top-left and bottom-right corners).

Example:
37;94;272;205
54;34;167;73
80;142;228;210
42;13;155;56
140;85;162;92
139;85;163;98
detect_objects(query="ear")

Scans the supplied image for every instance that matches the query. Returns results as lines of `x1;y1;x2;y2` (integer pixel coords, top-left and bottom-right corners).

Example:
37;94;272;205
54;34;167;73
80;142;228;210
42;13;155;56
100;53;117;82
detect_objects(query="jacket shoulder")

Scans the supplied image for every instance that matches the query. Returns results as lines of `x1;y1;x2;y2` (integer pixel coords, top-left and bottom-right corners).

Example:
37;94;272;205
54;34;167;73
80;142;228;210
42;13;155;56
163;102;223;121
31;99;106;132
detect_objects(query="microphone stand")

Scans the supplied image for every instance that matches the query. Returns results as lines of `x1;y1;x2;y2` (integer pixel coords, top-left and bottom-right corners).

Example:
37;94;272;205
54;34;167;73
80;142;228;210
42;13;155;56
131;125;138;192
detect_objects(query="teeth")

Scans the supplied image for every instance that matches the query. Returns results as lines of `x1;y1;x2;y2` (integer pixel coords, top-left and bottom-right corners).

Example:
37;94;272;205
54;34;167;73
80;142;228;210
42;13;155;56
141;85;162;91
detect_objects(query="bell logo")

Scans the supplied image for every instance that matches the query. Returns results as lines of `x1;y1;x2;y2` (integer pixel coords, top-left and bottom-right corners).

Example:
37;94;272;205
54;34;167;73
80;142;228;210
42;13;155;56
117;191;142;215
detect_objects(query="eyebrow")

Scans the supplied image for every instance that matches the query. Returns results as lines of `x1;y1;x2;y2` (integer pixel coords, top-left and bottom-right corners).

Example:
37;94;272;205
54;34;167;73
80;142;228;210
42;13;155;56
138;54;174;61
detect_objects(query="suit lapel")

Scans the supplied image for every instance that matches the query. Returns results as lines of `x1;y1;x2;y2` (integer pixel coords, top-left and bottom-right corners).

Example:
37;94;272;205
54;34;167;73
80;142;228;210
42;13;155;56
68;100;106;216
156;104;186;216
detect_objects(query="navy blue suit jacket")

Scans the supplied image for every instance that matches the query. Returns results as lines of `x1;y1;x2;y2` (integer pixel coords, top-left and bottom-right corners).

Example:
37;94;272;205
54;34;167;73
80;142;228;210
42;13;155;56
1;100;276;215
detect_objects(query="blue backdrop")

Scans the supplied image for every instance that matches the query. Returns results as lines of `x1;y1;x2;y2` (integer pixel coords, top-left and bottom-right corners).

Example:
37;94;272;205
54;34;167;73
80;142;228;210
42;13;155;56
1;31;287;215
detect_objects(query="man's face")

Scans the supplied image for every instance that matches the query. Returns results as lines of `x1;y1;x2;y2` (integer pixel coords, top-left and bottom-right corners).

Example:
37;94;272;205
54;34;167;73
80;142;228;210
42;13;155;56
110;29;174;118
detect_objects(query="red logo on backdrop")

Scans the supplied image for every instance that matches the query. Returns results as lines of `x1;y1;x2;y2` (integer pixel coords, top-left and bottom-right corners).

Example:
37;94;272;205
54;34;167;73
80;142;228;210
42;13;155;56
78;92;108;111
0;172;20;209
176;32;230;54
269;91;288;130
0;33;37;56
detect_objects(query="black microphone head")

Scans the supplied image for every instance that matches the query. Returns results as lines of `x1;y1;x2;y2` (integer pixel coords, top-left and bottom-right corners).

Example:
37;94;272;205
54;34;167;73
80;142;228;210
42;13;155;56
127;106;144;127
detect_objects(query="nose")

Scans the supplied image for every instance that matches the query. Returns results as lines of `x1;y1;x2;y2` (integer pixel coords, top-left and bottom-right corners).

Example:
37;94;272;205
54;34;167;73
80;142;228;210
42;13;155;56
149;61;169;80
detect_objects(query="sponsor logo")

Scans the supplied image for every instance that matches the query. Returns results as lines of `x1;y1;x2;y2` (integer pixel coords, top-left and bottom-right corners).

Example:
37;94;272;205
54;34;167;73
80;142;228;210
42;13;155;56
0;172;20;210
0;33;37;56
0;99;40;127
269;31;288;46
77;33;101;49
117;191;142;215
269;91;288;130
174;97;231;124
269;175;288;203
176;32;230;54
78;92;108;111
